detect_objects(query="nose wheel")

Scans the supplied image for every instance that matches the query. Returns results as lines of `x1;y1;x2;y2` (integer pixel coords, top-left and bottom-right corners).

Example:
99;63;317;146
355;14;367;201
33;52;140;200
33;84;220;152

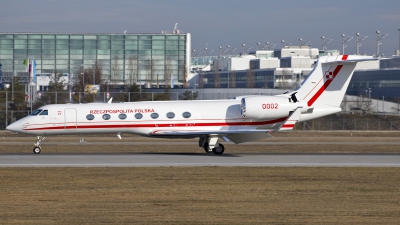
33;146;41;154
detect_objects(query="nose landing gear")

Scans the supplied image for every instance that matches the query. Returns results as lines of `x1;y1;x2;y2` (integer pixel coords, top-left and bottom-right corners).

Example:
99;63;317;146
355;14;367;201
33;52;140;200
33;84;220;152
33;136;46;154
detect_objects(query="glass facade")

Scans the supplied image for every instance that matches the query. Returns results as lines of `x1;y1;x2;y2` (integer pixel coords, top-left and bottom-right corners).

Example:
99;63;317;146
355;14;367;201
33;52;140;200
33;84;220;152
348;69;400;101
0;33;190;85
200;70;275;88
200;68;400;100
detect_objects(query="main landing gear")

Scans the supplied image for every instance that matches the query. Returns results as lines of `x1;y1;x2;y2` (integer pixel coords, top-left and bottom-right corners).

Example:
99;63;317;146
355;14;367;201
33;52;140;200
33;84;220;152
33;136;46;154
199;136;225;155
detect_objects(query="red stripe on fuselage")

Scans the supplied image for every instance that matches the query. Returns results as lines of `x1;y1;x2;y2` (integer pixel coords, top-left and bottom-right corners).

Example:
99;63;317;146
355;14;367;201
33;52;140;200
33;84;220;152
24;117;288;131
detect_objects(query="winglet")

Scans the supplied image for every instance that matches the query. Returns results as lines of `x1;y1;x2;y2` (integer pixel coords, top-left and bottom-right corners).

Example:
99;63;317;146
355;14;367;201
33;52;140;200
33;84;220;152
107;97;113;104
276;107;302;131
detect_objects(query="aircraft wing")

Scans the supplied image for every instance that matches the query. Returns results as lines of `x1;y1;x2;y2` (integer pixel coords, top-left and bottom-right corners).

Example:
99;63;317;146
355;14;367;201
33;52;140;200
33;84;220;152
149;129;273;136
149;129;274;144
149;107;302;144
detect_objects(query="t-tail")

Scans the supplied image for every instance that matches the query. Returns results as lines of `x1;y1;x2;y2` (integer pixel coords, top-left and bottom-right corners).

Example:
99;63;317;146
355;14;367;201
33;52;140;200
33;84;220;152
293;54;377;121
239;55;377;125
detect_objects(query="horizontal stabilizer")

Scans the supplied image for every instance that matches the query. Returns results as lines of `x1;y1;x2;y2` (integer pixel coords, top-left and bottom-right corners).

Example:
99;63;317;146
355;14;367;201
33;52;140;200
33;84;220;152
321;56;378;64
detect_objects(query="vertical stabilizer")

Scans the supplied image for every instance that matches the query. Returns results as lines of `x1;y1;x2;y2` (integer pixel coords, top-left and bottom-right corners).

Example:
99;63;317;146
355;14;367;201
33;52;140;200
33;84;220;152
295;55;376;108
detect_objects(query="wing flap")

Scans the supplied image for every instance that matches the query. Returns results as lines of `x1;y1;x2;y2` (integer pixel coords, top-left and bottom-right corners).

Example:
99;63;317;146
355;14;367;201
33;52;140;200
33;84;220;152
149;129;273;144
225;132;273;144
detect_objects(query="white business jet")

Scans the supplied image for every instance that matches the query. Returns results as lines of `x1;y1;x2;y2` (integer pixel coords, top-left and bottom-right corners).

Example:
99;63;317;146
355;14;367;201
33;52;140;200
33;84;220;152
7;55;376;154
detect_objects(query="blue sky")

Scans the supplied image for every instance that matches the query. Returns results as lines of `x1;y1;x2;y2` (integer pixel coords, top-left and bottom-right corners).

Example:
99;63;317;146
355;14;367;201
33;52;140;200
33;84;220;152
1;0;399;56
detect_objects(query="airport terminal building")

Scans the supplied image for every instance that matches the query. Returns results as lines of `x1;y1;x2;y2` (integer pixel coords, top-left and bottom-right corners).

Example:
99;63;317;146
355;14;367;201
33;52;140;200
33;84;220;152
193;48;400;101
0;32;191;88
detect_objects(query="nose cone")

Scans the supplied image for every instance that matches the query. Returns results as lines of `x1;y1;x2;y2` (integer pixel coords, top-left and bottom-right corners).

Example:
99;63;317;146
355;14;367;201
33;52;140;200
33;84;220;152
6;120;23;133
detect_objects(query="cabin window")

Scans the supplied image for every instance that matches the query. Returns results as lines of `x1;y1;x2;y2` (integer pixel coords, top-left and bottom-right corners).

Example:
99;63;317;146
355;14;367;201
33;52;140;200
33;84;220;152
39;110;48;115
134;113;143;119
118;114;127;120
166;112;175;119
86;114;95;120
102;114;111;120
30;109;43;116
182;112;191;118
150;113;159;119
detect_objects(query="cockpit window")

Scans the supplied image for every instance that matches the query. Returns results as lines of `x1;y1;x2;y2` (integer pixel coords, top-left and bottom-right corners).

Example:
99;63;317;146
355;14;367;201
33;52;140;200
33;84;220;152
30;109;43;116
39;110;48;115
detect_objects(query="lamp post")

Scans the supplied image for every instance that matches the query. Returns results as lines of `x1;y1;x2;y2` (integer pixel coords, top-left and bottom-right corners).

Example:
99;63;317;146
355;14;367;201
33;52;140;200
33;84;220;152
357;33;360;55
341;34;353;55
376;30;389;57
356;33;368;55
321;36;325;51
376;31;380;56
398;28;400;52
321;36;332;52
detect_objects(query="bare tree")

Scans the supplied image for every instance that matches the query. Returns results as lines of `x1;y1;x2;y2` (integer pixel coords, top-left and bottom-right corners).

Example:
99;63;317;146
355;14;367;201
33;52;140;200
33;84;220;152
360;98;374;115
246;69;255;88
150;59;155;88
263;73;271;88
198;69;204;88
164;57;172;88
276;69;292;89
391;97;400;114
93;61;103;85
111;56;120;87
213;61;220;88
126;56;138;85
182;62;188;88
341;95;348;112
229;70;236;88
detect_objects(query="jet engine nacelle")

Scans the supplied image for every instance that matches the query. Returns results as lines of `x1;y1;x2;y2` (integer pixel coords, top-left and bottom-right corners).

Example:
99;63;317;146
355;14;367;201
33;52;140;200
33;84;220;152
240;96;304;120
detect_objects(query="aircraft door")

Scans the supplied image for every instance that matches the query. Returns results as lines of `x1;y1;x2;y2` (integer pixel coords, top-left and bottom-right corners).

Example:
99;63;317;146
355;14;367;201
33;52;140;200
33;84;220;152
64;108;77;130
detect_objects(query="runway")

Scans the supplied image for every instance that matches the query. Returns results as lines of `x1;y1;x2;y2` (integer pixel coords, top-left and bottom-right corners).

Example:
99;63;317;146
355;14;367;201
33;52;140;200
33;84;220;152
1;153;400;167
2;141;400;145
